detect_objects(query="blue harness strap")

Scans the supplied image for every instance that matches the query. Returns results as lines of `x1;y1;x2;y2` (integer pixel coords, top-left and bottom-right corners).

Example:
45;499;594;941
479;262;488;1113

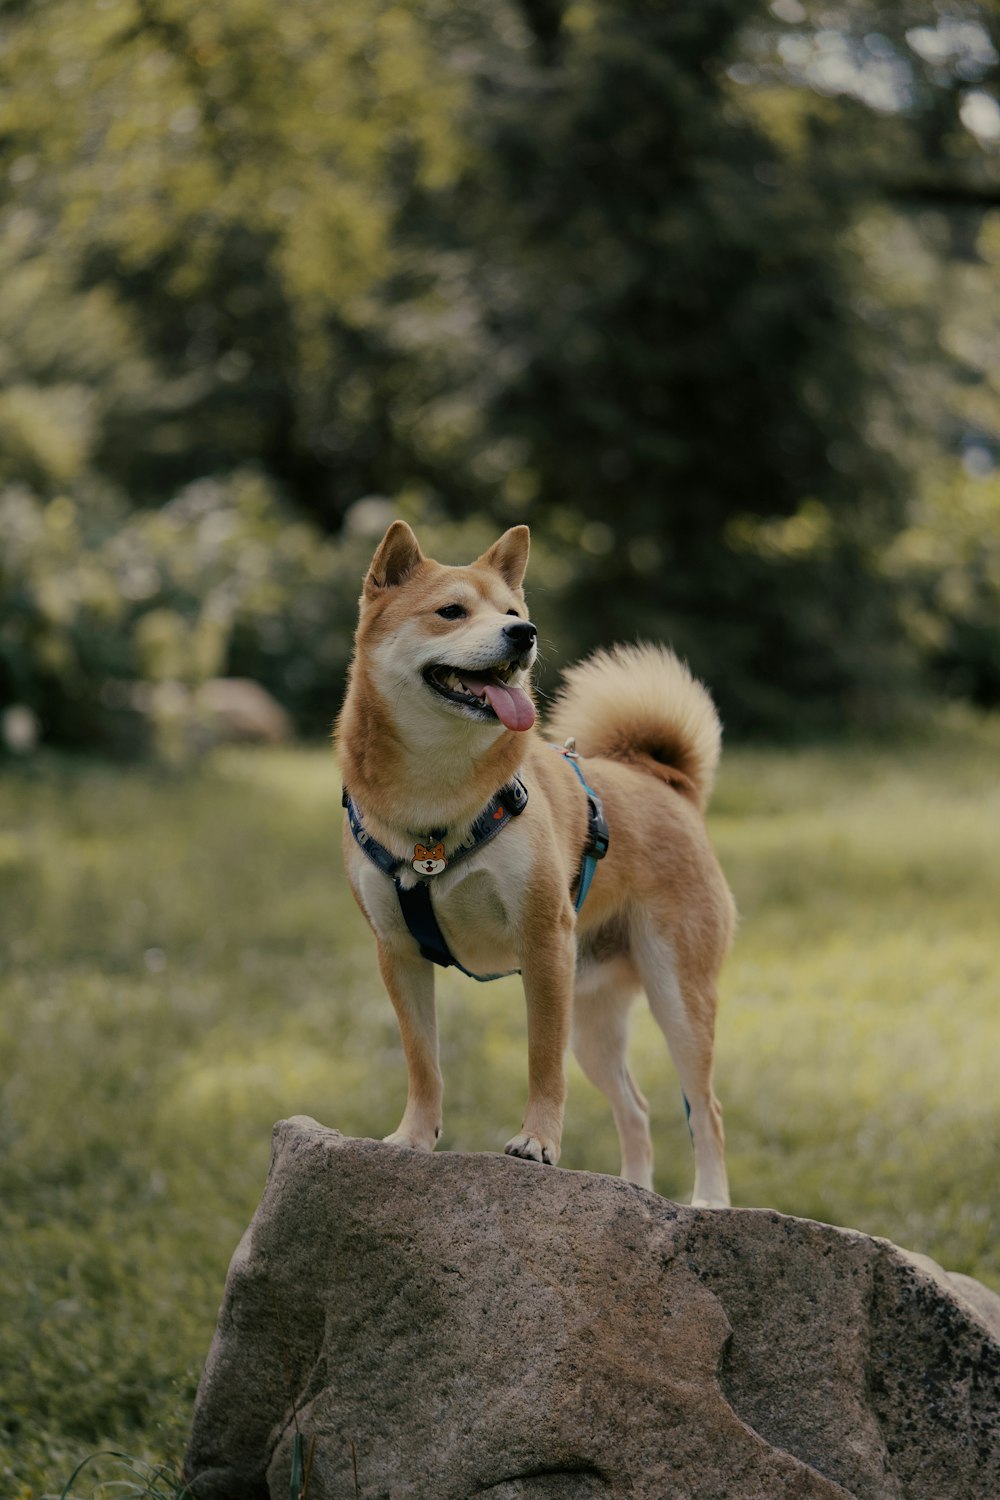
343;750;609;981
343;778;528;879
554;749;610;911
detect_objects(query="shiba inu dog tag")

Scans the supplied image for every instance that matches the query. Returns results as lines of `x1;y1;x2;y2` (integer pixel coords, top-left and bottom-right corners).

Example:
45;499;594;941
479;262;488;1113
412;843;447;876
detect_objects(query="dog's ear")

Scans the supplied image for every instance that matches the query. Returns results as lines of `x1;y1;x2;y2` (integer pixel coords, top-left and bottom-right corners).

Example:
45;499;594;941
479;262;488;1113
475;526;530;591
365;520;424;595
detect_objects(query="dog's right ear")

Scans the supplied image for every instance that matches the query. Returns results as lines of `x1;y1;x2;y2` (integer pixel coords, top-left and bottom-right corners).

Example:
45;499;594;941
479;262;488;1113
364;520;424;596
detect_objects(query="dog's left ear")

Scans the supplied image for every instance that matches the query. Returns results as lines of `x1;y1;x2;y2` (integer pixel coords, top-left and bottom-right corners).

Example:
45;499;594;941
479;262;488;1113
474;526;530;591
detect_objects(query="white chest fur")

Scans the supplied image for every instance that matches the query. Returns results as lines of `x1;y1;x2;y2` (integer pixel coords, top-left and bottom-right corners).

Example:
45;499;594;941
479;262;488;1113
350;824;534;978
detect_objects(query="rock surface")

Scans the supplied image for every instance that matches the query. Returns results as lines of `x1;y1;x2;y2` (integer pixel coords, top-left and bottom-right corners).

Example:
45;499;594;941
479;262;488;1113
185;1118;1000;1500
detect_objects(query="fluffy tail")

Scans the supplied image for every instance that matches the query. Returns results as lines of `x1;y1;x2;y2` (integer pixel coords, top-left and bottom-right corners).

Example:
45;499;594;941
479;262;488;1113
546;643;723;812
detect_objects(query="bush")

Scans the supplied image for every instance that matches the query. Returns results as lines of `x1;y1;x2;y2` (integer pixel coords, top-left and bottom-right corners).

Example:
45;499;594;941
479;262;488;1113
885;466;1000;709
0;472;367;751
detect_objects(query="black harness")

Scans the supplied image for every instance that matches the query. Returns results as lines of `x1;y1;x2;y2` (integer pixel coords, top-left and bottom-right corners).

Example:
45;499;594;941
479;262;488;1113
343;749;608;982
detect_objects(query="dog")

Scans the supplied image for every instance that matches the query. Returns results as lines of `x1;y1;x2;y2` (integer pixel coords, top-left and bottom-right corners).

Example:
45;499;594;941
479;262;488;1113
335;521;735;1205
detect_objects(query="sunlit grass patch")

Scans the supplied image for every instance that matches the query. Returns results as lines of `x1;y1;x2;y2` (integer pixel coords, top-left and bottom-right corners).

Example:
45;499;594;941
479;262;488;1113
0;722;998;1494
706;716;1000;1278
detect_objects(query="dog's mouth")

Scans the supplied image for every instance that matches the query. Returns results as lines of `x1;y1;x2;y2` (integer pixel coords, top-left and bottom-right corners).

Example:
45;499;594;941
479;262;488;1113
422;662;536;732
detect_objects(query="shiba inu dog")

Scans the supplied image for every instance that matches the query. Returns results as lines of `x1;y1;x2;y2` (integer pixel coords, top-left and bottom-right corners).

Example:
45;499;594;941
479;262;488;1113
336;521;735;1206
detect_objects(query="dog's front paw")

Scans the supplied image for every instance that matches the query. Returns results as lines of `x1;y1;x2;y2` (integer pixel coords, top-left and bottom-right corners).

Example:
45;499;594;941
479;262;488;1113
383;1127;437;1153
691;1195;730;1209
504;1132;558;1166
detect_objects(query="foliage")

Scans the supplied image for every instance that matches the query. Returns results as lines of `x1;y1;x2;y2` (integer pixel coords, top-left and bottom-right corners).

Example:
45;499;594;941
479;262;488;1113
435;0;914;730
0;0;999;737
0;0;474;514
1;731;998;1492
886;464;1000;704
0;473;363;747
0;477;580;750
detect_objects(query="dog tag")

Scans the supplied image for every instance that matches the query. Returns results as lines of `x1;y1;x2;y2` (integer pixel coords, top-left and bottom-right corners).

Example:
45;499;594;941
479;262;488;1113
412;842;447;876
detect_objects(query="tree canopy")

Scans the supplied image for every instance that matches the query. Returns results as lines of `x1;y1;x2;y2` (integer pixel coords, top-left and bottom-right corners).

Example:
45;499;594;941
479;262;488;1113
2;0;999;743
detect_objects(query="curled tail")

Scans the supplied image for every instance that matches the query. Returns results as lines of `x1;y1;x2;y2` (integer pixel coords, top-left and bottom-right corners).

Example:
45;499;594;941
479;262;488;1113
546;643;722;812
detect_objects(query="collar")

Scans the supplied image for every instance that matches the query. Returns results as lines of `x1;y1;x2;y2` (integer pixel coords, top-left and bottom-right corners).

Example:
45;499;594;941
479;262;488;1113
342;776;529;881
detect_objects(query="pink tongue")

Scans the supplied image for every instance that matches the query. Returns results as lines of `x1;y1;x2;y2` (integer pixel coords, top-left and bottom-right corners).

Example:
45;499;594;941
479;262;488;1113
476;679;536;732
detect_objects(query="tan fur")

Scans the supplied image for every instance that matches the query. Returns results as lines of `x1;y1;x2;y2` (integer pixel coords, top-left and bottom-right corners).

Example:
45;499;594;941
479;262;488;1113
547;642;722;811
336;523;735;1204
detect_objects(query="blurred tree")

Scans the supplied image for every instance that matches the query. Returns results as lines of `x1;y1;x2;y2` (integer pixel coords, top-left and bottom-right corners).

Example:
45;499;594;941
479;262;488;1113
744;0;1000;710
417;0;1000;729
392;0;1000;726
0;0;477;520
885;464;1000;704
1;0;999;741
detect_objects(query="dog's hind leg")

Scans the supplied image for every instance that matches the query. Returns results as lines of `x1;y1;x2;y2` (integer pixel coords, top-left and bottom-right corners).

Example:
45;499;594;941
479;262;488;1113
572;958;653;1190
632;920;730;1208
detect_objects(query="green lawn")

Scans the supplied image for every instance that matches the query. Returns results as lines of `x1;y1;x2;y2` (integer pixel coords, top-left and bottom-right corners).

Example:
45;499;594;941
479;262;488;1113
1;721;999;1495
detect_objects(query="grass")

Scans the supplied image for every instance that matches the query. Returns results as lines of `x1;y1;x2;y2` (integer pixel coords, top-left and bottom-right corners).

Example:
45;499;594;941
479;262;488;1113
1;716;998;1494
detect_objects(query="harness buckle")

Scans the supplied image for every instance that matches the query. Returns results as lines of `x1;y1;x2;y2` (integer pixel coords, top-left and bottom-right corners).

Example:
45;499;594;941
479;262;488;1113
498;777;529;816
586;796;610;860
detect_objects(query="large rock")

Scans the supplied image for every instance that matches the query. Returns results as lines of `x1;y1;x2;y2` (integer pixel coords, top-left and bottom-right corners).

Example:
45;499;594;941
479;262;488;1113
185;1118;1000;1500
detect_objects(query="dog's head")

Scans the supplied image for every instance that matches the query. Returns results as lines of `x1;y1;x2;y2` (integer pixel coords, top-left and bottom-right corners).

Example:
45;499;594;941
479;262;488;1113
355;521;537;734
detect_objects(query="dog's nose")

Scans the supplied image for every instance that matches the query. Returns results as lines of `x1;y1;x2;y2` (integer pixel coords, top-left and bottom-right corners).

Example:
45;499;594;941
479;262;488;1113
503;621;537;653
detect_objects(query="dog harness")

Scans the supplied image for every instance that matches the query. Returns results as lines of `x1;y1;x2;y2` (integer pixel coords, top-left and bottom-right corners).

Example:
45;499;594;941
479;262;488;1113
342;745;609;982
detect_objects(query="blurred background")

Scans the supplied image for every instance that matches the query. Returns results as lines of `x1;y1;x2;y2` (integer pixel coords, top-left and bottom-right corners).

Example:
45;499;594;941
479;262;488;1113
2;0;1000;748
2;2;1000;1496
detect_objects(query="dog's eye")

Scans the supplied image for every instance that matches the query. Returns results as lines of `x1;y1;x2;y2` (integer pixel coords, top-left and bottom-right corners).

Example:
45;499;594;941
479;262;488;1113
506;609;520;617
436;604;467;620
